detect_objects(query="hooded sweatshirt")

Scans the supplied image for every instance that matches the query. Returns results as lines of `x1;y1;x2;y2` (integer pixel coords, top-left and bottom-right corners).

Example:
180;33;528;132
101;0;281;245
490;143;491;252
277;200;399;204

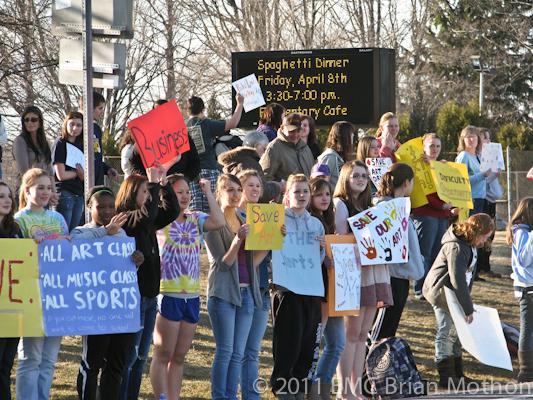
374;196;424;280
510;224;533;294
274;208;325;293
422;225;476;315
259;132;314;182
317;148;344;187
217;146;263;176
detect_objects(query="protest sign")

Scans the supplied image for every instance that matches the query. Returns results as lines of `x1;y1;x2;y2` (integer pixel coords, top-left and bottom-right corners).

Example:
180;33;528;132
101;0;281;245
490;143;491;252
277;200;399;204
245;203;284;250
65;142;84;169
430;161;473;210
445;288;512;371
348;197;411;266
365;158;392;190
232;74;266;112
325;235;360;316
38;237;140;336
127;99;190;168
0;239;43;337
395;137;436;208
480;142;505;173
272;231;323;296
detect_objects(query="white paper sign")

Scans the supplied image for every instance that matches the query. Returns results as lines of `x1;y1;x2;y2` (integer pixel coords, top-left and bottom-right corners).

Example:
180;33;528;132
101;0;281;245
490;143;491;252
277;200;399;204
272;232;323;296
348;197;411;265
480;142;505;172
55;0;72;11
65;142;84;169
331;243;361;311
232;74;266;113
365;158;392;189
445;288;512;371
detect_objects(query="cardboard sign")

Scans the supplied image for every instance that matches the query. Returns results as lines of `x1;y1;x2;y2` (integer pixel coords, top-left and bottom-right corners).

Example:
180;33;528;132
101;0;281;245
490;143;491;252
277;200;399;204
480;142;505;173
272;232;323;296
430;161;473;210
38;237;140;336
245;203;285;250
325;235;360;317
445;288;512;371
65;142;84;169
348;198;411;266
127;99;190;168
232;74;266;112
0;239;43;337
395;137;437;208
365;158;392;190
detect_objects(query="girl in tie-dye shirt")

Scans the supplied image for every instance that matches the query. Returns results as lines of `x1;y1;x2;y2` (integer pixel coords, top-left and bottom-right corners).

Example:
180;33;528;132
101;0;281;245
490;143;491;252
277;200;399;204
150;174;224;400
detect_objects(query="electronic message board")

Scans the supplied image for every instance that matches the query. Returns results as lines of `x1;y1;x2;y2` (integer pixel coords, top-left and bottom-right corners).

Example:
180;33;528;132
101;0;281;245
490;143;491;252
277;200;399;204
232;48;395;127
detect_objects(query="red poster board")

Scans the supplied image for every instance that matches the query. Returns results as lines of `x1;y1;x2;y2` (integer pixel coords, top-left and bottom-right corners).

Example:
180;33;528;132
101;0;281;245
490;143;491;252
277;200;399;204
127;99;190;168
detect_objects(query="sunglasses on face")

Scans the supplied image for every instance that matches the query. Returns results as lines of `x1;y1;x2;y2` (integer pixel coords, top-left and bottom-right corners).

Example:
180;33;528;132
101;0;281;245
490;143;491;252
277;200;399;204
351;173;368;180
24;117;39;123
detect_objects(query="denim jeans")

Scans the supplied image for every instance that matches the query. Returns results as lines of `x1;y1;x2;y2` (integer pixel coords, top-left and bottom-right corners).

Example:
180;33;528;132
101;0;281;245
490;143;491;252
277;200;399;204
470;198;486;216
433;305;461;362
119;296;157;400
241;291;271;400
519;292;533;351
16;336;62;400
413;216;449;294
315;316;346;383
56;190;85;232
208;287;255;400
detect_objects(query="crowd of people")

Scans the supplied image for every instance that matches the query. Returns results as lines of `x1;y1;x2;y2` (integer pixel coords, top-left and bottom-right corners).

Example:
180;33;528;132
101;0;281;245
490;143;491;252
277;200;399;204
0;95;531;400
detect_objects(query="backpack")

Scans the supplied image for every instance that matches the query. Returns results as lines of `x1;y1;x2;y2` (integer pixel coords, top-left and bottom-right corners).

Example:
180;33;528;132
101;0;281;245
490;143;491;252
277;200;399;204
214;134;243;157
366;337;425;399
501;322;519;358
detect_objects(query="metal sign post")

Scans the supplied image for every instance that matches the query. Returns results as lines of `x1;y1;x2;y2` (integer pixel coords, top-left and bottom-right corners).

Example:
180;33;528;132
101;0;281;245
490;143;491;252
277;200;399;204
82;0;95;223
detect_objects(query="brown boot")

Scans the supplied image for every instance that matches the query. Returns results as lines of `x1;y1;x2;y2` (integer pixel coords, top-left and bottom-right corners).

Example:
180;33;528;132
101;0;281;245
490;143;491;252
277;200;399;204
306;383;320;400
319;382;332;399
454;356;478;384
436;358;463;389
518;350;533;383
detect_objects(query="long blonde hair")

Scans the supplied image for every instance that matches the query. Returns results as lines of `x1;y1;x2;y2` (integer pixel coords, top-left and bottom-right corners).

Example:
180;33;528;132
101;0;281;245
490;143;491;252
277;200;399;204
376;112;397;138
19;168;51;210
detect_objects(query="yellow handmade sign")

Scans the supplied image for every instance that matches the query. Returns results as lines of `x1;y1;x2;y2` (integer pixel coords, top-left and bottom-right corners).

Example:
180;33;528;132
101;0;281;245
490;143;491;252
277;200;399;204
395;137;436;208
245;203;285;250
0;239;43;337
430;161;473;210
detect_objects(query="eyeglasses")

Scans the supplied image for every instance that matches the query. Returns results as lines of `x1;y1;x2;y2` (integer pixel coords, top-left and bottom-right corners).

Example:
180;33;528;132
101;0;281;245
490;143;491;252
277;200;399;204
350;173;368;180
24;117;39;123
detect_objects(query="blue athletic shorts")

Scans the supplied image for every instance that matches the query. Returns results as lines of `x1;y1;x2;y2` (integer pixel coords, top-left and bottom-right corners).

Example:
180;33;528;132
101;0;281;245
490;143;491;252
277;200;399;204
158;295;200;324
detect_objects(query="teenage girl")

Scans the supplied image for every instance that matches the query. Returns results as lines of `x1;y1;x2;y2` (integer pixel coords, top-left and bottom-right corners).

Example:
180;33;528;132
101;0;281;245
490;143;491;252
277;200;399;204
356;135;381;195
0;182;22;400
506;198;533;383
423;213;493;388
204;173;268;400
334;160;393;399
236;169;271;400
115;166;180;400
150;175;224;400
369;163;424;341
375;112;401;162
71;186;144;400
270;174;325;399
52;111;85;231
15;168;69;400
307;177;336;399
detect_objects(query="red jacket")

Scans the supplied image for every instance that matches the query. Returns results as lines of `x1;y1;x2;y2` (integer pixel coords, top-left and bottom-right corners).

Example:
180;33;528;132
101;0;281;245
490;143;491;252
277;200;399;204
412;192;452;219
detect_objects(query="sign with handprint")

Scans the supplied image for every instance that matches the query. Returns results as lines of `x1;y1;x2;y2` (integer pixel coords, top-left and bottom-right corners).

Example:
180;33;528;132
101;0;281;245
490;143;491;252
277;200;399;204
480;142;505;173
325;235;361;316
347;197;411;265
272;231;323;296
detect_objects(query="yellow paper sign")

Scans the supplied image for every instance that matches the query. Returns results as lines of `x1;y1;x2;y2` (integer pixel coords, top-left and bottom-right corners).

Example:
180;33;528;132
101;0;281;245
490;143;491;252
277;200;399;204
0;239;43;337
395;137;436;208
430;161;473;210
245;203;285;250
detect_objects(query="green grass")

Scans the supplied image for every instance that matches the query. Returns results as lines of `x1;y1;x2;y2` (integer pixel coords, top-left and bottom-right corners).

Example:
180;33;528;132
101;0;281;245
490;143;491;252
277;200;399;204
10;232;522;399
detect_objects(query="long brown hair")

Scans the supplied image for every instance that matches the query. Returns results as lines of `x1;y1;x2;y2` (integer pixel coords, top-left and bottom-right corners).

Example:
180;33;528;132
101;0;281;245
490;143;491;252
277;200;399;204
453;213;494;246
115;174;148;213
259;103;285;129
60;111;84;142
19;168;51;210
356;135;378;161
20;105;51;164
376;163;414;198
308;177;335;234
506;197;533;245
457;125;479;153
301;115;318;147
333;160;372;213
325;121;355;161
0;182;18;235
215;173;242;203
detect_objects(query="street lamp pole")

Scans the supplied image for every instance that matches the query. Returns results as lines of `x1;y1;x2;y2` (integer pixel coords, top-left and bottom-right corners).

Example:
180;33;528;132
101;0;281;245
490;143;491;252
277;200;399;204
479;70;484;112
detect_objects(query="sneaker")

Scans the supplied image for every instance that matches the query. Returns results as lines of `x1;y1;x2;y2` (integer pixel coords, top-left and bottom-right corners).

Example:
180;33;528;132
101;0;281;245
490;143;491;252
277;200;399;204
474;275;486;282
480;270;502;278
414;292;425;301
